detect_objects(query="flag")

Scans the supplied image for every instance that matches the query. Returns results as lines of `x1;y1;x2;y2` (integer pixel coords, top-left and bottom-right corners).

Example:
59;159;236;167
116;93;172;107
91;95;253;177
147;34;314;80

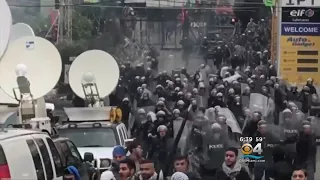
26;41;35;49
181;6;188;24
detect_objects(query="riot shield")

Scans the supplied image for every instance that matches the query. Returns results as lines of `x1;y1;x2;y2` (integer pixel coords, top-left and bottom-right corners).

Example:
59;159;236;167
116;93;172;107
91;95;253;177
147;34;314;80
222;74;241;84
241;83;249;94
241;95;250;109
310;116;320;144
205;108;216;123
199;68;208;85
189;116;208;152
201;124;227;170
279;110;300;156
218;108;242;135
173;117;193;155
196;95;207;109
249;93;268;117
220;66;229;78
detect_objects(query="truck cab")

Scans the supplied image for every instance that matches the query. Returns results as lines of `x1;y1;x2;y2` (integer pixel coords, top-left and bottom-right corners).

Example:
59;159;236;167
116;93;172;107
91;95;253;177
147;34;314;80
56;107;130;172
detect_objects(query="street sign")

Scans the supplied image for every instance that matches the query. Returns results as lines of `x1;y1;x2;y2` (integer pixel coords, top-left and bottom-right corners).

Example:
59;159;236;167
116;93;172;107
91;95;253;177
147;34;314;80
264;0;275;7
281;0;319;7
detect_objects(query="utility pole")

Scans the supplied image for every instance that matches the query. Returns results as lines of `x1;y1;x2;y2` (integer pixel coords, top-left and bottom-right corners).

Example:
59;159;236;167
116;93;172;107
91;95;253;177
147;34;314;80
270;4;278;65
58;0;73;42
64;0;73;41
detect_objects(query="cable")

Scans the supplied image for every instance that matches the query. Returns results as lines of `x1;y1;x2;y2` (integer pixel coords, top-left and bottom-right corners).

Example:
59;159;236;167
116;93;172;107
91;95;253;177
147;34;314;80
8;4;264;10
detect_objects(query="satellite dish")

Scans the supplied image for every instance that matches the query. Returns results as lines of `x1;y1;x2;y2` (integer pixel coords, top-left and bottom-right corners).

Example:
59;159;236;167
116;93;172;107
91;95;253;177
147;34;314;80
0;88;18;104
0;0;12;59
69;50;119;99
10;23;35;43
0;36;62;100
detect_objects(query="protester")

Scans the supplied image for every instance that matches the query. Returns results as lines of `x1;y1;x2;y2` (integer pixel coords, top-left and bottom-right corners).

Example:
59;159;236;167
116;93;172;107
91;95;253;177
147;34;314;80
139;160;158;180
119;158;139;180
292;168;308;180
214;147;251;180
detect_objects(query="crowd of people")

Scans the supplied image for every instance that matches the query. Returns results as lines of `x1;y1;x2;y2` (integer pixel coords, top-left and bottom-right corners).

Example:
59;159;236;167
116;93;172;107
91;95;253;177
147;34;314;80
67;17;319;180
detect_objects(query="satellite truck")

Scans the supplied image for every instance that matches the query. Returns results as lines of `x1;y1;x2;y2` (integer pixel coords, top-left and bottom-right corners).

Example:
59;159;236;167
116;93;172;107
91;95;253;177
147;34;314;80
57;49;134;171
0;5;61;134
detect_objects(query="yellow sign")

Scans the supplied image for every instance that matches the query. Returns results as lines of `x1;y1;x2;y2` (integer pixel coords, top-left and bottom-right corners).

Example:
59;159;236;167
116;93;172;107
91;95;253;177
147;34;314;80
280;35;320;84
281;36;320;49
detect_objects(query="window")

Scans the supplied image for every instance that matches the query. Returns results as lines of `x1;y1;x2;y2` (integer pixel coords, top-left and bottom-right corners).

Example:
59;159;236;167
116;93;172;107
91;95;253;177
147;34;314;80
65;141;82;161
0;145;7;165
47;138;64;177
59;128;117;147
26;139;45;180
35;139;53;180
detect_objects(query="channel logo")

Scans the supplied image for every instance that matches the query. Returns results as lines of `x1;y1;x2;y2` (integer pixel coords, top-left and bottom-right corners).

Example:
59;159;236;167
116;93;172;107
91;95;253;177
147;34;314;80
241;143;264;160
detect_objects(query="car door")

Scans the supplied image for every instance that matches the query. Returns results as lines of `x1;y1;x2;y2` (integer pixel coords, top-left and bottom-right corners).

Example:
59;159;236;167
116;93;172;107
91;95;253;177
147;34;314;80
32;134;63;180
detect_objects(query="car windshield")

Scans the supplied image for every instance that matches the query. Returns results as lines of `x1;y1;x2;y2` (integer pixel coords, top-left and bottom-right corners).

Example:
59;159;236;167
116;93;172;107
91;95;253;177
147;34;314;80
58;128;117;147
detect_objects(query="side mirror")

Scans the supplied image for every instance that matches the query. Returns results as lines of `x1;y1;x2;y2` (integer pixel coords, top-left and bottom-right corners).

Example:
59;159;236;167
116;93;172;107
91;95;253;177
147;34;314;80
84;152;94;162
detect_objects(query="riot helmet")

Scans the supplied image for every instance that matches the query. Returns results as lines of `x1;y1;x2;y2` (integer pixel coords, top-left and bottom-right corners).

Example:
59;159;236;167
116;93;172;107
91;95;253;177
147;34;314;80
173;109;180;118
257;120;267;134
177;100;185;109
302;120;312;134
138;108;146;119
156;110;166;121
178;92;184;100
159;97;165;103
211;123;222;139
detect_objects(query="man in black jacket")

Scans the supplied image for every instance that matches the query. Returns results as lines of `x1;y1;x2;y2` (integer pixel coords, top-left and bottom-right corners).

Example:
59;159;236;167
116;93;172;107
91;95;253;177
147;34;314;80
214;147;251;180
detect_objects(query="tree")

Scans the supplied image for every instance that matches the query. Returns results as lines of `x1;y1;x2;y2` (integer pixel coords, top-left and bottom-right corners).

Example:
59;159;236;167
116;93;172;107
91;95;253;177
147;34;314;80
72;10;94;40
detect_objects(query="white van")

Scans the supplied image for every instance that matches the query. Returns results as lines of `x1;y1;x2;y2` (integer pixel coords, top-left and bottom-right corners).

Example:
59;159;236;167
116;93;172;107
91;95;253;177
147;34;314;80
0;128;64;180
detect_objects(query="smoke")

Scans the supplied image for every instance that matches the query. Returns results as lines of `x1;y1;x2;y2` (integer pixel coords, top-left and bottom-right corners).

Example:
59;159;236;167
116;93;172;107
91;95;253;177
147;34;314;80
8;0;51;36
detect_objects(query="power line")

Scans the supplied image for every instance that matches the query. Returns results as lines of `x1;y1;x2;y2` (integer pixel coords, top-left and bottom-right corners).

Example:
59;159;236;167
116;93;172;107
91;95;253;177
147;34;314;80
8;4;263;10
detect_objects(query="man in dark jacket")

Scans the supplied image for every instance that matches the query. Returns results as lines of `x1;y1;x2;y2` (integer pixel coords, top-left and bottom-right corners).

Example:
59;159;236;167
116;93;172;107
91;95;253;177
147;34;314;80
269;146;292;180
214;147;251;180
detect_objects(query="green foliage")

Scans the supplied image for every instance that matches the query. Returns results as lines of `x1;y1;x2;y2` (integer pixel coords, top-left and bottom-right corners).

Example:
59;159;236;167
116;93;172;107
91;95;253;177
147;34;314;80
56;39;89;64
72;11;94;40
